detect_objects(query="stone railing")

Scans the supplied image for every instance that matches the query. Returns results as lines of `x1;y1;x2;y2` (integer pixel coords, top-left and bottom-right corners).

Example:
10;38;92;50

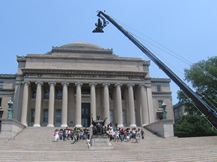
0;119;26;139
144;120;174;138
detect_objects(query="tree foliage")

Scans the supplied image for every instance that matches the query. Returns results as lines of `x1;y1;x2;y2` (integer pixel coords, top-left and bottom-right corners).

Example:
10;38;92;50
177;56;217;114
174;115;217;137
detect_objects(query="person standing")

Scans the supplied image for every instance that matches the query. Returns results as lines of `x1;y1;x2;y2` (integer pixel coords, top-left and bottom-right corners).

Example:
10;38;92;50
141;129;144;139
54;129;59;142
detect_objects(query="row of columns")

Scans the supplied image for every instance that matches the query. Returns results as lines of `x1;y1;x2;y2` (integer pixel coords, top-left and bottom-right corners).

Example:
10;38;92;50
21;81;153;127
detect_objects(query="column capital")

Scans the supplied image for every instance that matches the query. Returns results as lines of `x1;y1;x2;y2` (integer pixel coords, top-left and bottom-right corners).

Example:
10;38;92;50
114;83;123;87
139;83;146;87
61;81;69;86
127;83;135;87
75;82;83;86
22;81;30;85
89;82;97;87
35;81;43;85
102;83;110;87
48;81;56;86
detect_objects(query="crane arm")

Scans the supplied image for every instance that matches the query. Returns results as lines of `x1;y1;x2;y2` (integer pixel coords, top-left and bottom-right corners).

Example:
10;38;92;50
94;11;217;128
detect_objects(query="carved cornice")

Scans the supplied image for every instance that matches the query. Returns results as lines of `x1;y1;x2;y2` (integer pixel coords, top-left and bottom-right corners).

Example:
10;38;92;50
17;55;27;62
151;78;171;83
50;47;113;55
0;74;16;79
21;69;147;77
152;92;172;95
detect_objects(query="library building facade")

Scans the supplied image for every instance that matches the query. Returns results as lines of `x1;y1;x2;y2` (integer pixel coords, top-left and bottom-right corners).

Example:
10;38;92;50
0;42;174;127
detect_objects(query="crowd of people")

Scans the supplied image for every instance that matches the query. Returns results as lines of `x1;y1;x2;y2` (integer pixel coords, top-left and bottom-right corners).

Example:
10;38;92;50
106;123;144;143
54;123;145;144
54;127;90;144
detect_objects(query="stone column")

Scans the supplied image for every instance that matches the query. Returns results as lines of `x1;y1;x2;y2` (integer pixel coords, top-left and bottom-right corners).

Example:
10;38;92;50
139;84;149;125
47;81;56;127
75;82;83;128
103;83;110;125
21;81;30;126
127;83;136;128
146;85;155;123
89;82;97;123
13;82;21;121
115;83;124;128
33;81;43;127
60;82;69;128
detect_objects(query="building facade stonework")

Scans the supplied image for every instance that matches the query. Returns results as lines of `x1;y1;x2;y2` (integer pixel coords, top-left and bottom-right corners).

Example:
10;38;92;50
0;42;174;127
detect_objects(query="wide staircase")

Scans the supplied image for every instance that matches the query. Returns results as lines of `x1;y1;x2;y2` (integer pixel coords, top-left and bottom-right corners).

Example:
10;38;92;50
0;127;217;161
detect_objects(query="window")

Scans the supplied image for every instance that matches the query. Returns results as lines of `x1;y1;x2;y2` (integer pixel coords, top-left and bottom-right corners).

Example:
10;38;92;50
110;111;113;125
122;111;126;126
44;89;49;99
109;89;113;100
82;88;90;94
56;89;62;99
32;89;36;99
56;109;62;123
43;109;48;123
0;82;3;89
121;89;125;100
0;98;2;107
31;109;35;123
158;100;163;108
157;85;161;92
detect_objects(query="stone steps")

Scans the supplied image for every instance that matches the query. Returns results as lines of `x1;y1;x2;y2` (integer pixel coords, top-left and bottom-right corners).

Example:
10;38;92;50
0;127;217;161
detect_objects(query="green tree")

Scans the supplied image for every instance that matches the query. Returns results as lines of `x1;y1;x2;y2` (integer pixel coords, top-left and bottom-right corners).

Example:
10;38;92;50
174;114;217;137
177;56;217;114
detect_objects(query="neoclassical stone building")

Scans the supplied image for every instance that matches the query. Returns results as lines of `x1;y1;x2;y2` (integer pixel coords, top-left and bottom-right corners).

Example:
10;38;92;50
0;42;173;127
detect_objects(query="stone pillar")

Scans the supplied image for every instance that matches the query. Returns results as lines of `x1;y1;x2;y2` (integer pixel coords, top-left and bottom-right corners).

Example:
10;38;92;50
13;82;22;121
115;83;123;128
47;81;56;127
75;82;83;128
139;84;149;125
103;83;110;125
89;82;97;123
127;83;136;128
146;85;155;123
21;81;30;126
60;82;69;128
33;81;43;127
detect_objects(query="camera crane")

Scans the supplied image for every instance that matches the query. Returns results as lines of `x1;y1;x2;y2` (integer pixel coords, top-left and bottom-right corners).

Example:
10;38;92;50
93;11;217;128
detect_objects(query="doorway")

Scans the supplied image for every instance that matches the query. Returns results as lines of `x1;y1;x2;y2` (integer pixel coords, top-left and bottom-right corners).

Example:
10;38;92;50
82;103;90;127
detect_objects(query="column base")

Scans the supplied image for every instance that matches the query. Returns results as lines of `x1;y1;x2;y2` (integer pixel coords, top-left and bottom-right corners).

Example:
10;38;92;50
22;123;28;127
33;124;41;127
75;124;82;128
117;124;124;128
129;124;137;128
47;124;54;127
142;123;148;127
60;124;68;128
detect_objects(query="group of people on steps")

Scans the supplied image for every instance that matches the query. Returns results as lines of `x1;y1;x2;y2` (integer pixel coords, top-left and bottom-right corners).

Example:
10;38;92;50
54;127;90;144
54;123;145;144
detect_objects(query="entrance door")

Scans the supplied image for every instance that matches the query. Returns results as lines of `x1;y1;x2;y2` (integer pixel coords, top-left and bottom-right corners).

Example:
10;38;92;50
82;103;90;127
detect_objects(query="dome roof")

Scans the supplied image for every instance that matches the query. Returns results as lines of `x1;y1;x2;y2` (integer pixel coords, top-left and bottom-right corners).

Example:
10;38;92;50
60;42;102;49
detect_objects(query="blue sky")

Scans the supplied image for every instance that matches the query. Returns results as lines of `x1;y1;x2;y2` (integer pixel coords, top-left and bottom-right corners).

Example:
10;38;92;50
1;1;217;104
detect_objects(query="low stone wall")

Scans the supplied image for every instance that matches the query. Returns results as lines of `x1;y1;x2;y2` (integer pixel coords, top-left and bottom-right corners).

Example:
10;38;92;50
0;119;26;139
144;120;174;138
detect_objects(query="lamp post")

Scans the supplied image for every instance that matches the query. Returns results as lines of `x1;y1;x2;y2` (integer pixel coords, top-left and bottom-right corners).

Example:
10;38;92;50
7;100;13;119
161;103;167;120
